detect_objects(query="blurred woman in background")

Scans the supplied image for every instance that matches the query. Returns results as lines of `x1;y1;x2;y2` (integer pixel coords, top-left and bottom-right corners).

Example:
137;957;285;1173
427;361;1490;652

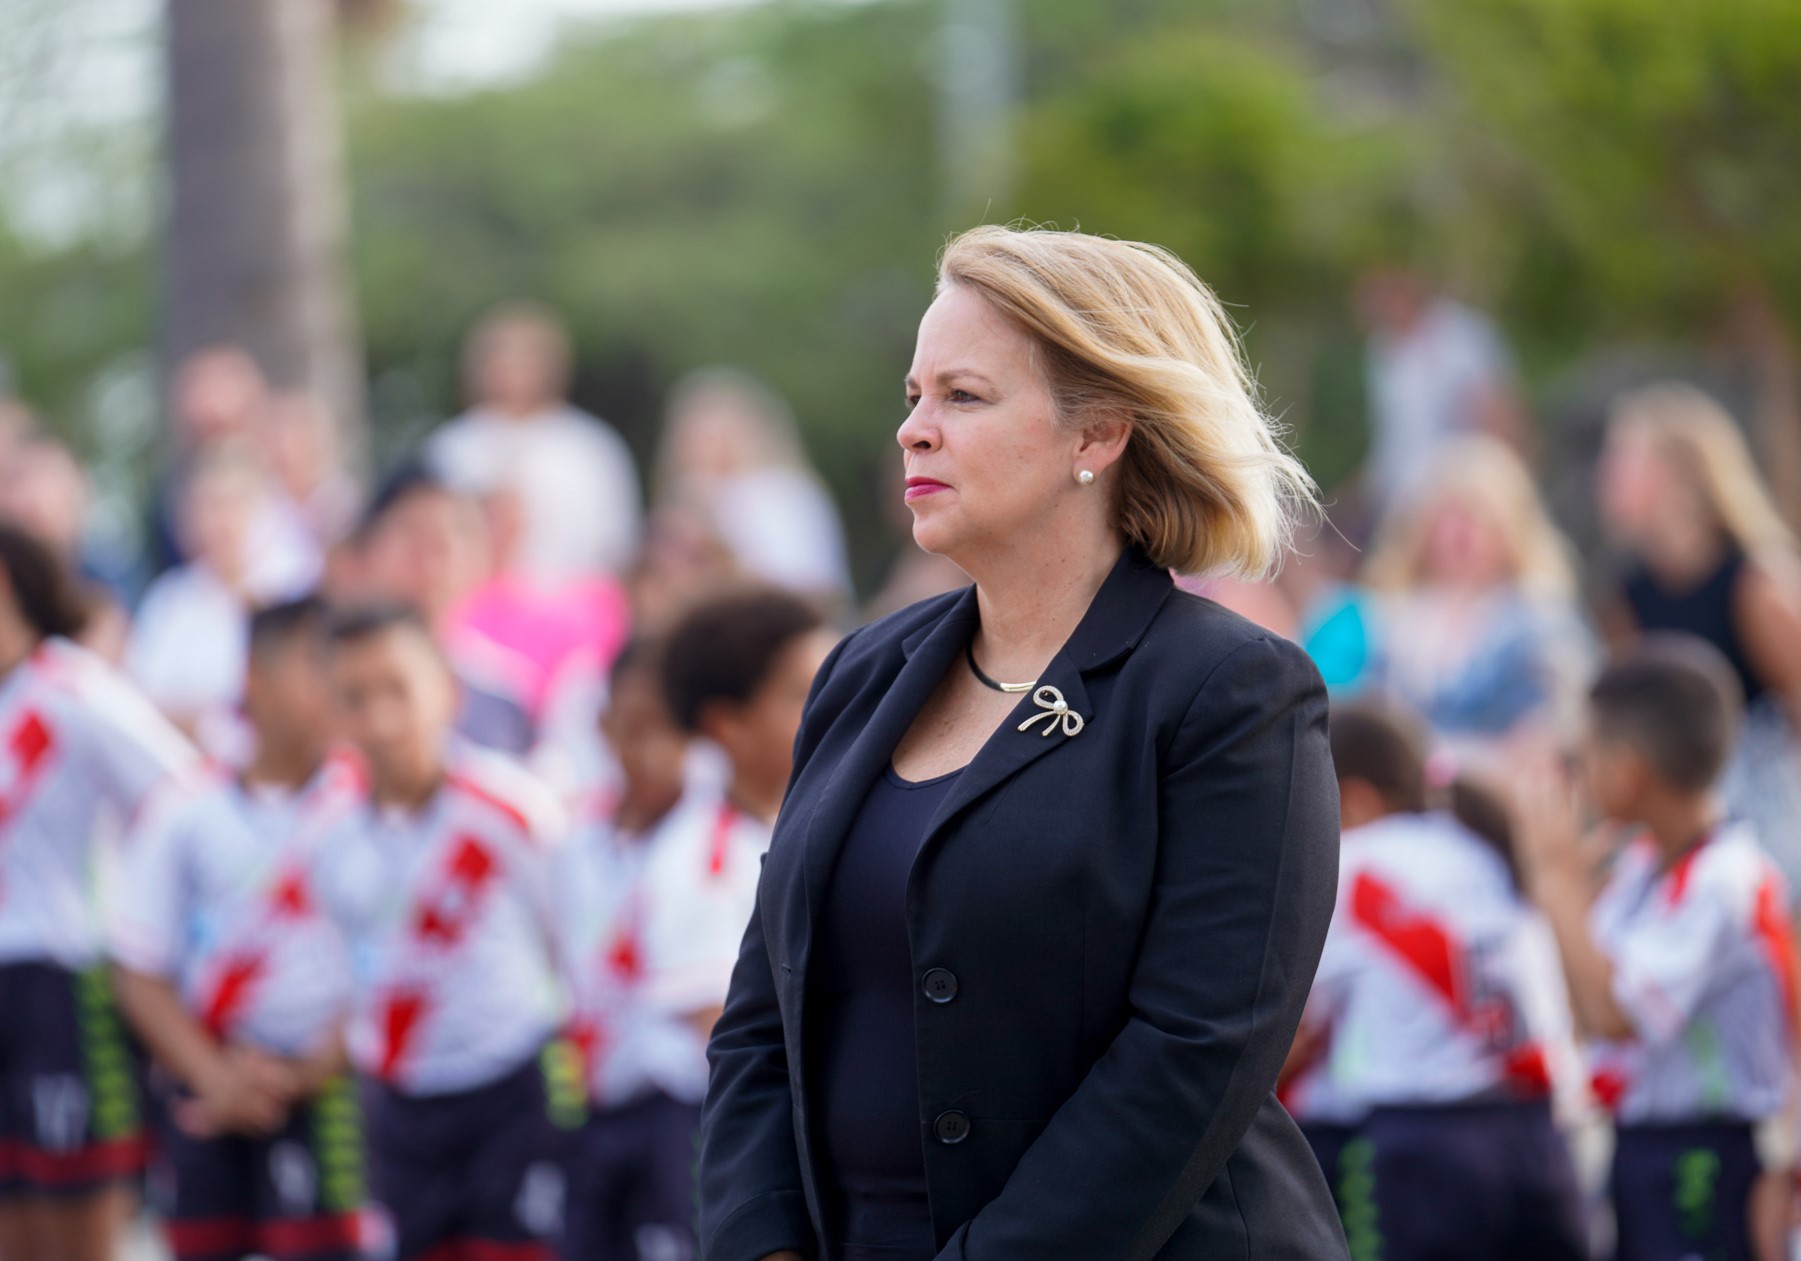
1360;434;1595;770
1597;381;1801;894
655;367;852;610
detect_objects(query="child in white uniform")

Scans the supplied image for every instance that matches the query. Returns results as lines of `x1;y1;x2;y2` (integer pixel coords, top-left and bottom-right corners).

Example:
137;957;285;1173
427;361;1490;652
315;604;569;1261
113;597;367;1261
559;589;832;1261
1519;636;1797;1261
0;524;198;1261
1301;701;1587;1261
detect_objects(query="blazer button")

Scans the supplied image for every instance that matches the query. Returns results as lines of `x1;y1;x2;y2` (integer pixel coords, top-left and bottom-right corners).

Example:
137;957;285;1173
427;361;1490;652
934;1110;971;1144
921;968;958;1003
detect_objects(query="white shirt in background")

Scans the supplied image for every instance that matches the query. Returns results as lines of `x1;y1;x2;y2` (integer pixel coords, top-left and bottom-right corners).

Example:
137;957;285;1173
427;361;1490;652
1587;822;1795;1125
1309;811;1584;1117
1365;299;1512;503
126;564;249;725
0;638;197;968
111;759;361;1056
705;467;851;600
313;742;566;1097
557;790;769;1108
428;404;642;585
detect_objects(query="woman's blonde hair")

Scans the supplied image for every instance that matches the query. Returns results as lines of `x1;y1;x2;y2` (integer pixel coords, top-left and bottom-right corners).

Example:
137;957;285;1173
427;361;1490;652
1608;382;1796;557
1363;434;1578;600
937;225;1317;578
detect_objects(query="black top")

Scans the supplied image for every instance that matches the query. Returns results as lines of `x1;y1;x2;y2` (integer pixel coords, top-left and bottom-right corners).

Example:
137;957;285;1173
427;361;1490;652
810;764;961;1257
1623;548;1767;704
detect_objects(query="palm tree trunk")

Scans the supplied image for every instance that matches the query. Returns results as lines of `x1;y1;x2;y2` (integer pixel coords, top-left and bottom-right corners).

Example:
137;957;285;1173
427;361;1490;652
163;0;363;449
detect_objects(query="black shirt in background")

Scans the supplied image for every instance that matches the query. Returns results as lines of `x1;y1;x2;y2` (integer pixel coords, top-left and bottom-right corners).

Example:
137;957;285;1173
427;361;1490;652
809;764;961;1259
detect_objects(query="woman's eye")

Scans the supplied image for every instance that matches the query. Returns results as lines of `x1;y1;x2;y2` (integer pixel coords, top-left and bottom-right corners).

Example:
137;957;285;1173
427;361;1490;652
948;389;977;404
904;394;922;411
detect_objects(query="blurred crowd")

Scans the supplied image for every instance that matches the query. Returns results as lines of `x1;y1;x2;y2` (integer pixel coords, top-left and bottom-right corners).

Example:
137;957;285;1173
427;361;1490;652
0;270;1796;1261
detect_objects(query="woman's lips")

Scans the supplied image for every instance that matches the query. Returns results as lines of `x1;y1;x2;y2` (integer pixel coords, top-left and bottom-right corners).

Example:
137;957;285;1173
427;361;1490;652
904;478;949;502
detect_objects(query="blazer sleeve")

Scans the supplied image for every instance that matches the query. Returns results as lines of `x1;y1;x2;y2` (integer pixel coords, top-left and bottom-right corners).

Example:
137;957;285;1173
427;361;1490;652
698;630;856;1261
937;633;1340;1261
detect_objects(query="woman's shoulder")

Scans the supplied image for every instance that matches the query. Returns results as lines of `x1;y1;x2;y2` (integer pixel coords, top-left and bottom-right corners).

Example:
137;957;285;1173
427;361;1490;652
1146;586;1320;686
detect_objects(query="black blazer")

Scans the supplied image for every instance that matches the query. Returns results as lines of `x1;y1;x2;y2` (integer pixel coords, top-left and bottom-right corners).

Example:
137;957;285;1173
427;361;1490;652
699;546;1347;1260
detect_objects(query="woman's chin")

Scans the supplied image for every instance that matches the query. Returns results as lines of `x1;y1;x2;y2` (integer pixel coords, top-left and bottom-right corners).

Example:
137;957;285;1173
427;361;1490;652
909;518;963;560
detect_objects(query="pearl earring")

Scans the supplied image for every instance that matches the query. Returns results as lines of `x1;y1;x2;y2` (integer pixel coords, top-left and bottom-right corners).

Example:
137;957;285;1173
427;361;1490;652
1077;469;1095;486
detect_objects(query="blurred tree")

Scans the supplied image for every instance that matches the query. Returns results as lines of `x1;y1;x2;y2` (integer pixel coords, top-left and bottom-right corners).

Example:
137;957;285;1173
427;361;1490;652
1406;0;1801;522
165;0;365;446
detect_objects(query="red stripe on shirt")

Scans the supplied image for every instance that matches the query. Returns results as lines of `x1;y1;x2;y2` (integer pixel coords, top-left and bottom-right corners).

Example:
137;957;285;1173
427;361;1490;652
706;802;739;878
1754;876;1801;1041
447;772;530;836
378;989;430;1080
1349;871;1463;1012
1664;836;1711;907
200;954;267;1038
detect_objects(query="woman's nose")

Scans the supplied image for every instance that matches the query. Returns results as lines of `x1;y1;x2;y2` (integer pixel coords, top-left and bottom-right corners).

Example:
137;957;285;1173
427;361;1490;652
896;404;937;452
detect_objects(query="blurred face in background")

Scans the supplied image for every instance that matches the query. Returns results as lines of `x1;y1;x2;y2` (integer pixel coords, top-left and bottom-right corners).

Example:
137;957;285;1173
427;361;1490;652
1418;495;1513;590
263;391;339;501
359;487;488;626
173;347;267;448
0;439;89;557
898;285;1078;563
667;390;764;481
245;632;334;771
599;666;688;817
469;320;567;418
329;624;455;798
702;629;834;799
179;454;262;585
1582;726;1645;823
1597;422;1703;548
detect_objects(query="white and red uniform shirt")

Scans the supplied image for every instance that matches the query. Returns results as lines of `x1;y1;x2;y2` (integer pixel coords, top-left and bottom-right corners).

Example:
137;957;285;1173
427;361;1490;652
557;790;769;1108
1309;811;1581;1115
0;638;197;968
315;742;566;1097
1587;822;1797;1125
110;758;361;1057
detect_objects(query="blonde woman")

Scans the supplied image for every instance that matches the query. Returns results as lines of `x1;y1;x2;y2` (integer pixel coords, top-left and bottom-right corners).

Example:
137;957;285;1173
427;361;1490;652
1360;435;1595;767
655;367;853;606
1598;382;1801;889
697;226;1344;1261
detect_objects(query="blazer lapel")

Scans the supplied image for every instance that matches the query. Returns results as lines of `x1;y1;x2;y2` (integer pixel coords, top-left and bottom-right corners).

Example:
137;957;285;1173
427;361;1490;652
794;546;1174;960
798;587;979;927
914;545;1172;861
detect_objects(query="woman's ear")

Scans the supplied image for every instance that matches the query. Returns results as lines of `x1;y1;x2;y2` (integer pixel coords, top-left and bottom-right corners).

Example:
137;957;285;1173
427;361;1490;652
1074;410;1133;477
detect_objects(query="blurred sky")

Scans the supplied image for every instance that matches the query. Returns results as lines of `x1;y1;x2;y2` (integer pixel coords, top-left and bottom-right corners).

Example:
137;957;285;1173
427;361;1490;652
0;0;758;247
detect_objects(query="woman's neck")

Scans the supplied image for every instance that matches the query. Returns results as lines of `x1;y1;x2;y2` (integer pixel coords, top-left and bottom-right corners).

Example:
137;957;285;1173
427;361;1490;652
1642;516;1727;587
965;527;1124;677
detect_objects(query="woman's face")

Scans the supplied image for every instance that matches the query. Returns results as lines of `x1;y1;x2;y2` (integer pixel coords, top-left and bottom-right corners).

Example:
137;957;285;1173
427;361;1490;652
898;286;1078;561
1419;495;1511;589
1597;424;1690;545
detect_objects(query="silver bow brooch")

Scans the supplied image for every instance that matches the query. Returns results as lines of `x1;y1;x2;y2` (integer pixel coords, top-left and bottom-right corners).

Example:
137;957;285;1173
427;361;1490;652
1017;684;1085;739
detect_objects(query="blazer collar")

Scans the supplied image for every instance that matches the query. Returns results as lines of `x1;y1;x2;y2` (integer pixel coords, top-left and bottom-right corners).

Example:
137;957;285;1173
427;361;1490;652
798;544;1173;940
897;543;1172;673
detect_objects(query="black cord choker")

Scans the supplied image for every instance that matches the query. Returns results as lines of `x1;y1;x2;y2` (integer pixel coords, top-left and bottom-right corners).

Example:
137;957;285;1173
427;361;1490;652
966;640;1037;694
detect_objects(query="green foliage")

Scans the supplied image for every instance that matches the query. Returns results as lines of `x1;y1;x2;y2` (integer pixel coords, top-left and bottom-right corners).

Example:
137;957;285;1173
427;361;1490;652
1;0;1798;582
348;0;948;536
1407;0;1801;341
